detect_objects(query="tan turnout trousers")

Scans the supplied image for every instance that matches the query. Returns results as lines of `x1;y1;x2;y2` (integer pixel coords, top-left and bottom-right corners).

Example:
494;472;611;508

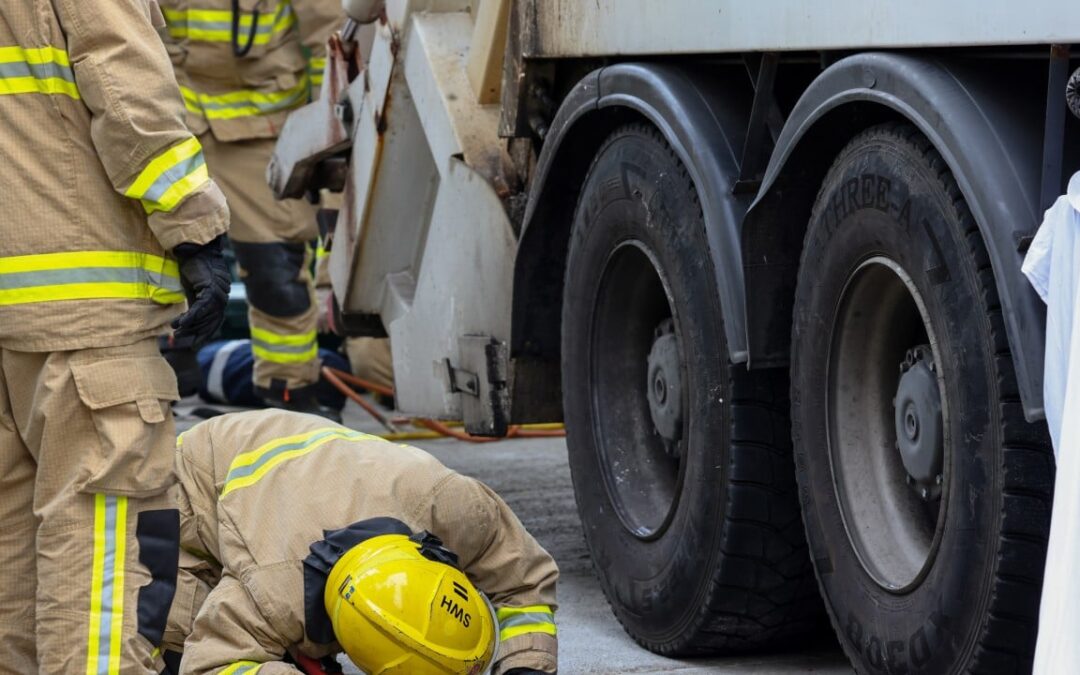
0;339;181;674
201;134;320;392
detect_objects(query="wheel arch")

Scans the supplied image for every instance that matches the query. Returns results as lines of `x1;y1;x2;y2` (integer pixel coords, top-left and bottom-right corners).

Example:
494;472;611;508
742;52;1048;420
510;63;754;422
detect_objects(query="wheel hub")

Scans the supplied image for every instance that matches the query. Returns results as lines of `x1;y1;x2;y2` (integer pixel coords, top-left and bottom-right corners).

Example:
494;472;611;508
894;345;943;501
646;319;683;456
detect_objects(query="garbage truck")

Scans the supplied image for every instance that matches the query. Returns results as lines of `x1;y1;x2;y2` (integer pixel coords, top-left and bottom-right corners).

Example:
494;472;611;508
270;1;1080;671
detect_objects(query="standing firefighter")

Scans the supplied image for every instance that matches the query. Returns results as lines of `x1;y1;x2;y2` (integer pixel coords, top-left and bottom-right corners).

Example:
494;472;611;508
159;0;342;417
163;409;559;675
0;0;231;672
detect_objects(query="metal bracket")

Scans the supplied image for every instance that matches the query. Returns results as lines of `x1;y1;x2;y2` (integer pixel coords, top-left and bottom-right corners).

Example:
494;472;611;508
735;52;782;193
445;359;481;398
449;336;510;437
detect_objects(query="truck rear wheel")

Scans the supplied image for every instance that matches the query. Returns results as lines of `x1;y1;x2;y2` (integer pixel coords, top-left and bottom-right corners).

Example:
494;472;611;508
562;123;821;654
791;123;1053;673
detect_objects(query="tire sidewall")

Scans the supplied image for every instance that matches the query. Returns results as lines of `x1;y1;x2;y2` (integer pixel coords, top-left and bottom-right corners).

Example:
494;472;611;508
792;132;1001;674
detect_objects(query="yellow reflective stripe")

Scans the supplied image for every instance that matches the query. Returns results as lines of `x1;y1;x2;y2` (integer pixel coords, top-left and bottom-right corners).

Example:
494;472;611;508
0;250;177;275
86;497;106;675
251;343;317;364
309;57;326;86
250;327;316;347
85;495;128;675
497;605;557;643
0;46;71;66
220;662;263;674
126;137;209;214
179;70;311;121
164;1;295;45
0;45;79;99
496;605;555;620
250;327;318;365
0;283;184;306
500;622;557;641
221;427;369;497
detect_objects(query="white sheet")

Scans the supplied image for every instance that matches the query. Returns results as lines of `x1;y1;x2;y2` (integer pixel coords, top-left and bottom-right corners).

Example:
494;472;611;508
1023;172;1080;674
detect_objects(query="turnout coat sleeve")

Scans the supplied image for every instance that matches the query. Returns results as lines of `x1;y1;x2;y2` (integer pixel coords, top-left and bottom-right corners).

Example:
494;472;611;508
51;0;229;249
181;575;300;675
424;474;560;674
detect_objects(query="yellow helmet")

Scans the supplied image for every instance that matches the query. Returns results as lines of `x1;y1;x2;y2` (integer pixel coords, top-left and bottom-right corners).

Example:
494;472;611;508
325;533;496;674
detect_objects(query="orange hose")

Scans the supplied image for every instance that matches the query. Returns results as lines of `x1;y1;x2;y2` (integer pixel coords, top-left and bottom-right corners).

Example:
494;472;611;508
321;366;565;442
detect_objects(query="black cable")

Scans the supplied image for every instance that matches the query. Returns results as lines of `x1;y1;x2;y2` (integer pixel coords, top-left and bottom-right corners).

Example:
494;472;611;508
231;0;261;57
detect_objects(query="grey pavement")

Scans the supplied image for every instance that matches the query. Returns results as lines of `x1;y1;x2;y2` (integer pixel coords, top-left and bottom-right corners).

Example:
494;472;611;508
173;399;852;674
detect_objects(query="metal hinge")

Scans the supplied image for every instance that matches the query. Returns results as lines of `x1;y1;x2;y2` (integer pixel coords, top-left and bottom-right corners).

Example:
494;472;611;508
446;336;510;437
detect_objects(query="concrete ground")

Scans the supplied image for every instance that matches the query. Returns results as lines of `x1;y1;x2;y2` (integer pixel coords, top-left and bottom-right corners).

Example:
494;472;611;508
175;399;852;674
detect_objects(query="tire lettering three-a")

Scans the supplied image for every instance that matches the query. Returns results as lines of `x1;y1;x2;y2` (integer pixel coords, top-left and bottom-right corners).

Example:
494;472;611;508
830;175;894;226
846;610;947;673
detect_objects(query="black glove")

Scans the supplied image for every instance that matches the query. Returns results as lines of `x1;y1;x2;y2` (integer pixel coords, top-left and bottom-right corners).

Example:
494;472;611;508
171;235;231;348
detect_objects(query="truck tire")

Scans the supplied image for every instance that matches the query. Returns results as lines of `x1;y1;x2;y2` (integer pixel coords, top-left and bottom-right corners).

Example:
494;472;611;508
562;123;822;654
791;123;1054;674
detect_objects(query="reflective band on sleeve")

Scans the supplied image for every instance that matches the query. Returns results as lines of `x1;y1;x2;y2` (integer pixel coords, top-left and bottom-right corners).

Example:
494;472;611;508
163;1;295;45
85;494;128;675
250;327;318;365
179;74;310;121
220;662;263;675
496;605;557;642
221;427;370;498
0;251;184;307
126;137;209;214
0;45;79;99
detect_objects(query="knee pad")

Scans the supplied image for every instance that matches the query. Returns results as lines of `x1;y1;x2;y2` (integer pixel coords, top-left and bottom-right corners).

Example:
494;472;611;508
233;241;311;318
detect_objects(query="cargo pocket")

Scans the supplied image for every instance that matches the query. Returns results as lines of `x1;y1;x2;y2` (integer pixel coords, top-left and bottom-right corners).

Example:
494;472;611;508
71;355;180;497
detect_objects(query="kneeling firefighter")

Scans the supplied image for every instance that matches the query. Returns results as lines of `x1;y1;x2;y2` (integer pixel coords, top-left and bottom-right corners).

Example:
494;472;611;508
161;410;559;674
159;0;342;417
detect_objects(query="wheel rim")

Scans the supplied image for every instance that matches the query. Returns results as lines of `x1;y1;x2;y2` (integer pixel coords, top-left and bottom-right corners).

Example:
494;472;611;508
826;256;949;592
589;240;685;540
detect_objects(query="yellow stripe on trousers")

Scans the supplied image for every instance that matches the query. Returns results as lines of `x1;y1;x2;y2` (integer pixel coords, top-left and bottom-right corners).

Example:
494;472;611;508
250;327;318;365
85;494;128;675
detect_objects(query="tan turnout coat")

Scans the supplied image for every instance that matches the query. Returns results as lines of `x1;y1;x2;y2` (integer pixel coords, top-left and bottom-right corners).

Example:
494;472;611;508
168;410;560;674
159;0;343;142
0;0;229;352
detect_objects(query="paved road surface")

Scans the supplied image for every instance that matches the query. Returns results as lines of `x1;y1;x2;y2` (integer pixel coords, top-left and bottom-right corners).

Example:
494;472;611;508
175;400;852;674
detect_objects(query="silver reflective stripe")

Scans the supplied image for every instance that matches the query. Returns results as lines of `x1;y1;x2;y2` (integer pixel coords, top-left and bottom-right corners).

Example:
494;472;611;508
97;495;120;673
0;267;181;292
0;60;75;82
141;153;206;206
207;339;248;404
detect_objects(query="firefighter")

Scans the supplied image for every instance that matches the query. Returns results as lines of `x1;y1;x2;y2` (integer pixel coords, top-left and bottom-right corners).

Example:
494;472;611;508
162;409;558;674
159;0;343;418
0;0;231;672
